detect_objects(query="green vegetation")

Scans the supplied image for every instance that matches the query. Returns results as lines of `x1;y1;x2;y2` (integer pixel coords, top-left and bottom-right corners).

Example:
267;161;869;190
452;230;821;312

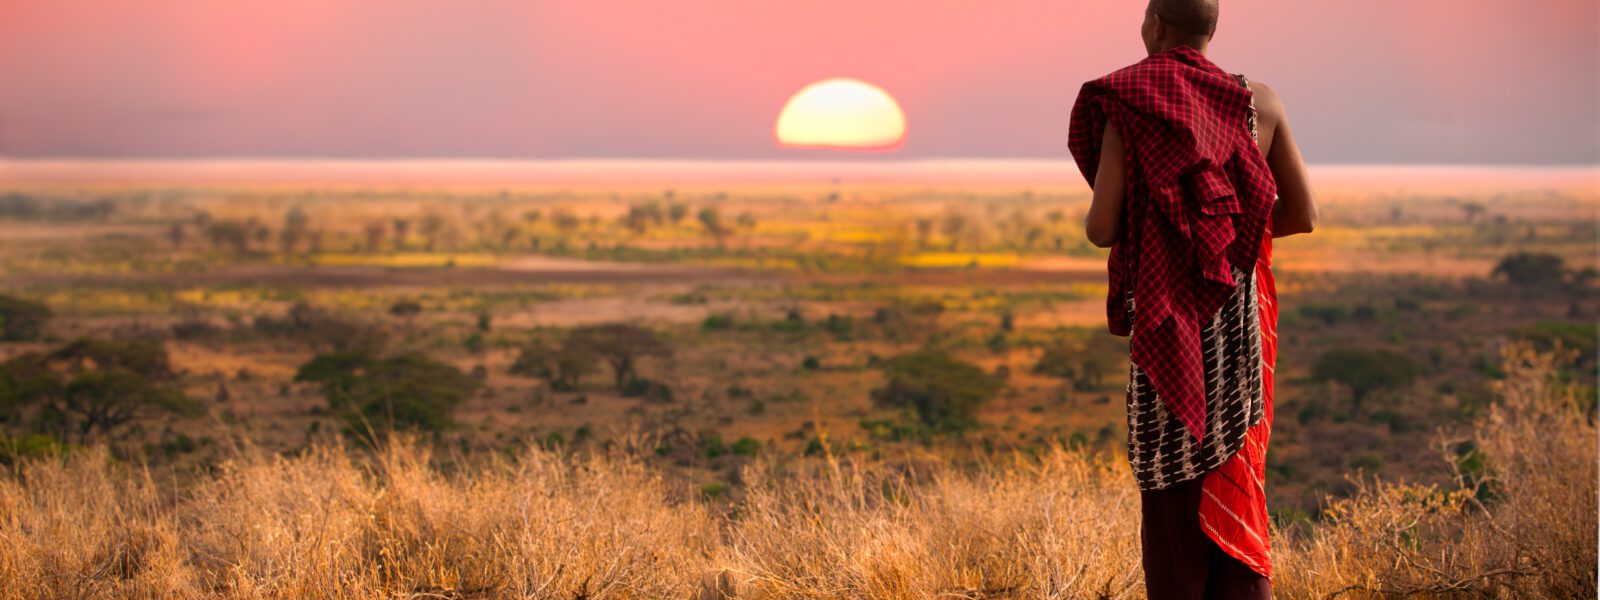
295;351;480;434
0;294;51;341
872;350;1003;433
1311;347;1419;410
0;338;199;442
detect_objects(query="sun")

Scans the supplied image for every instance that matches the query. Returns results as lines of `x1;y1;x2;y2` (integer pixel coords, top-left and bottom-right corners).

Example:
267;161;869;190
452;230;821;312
775;78;906;151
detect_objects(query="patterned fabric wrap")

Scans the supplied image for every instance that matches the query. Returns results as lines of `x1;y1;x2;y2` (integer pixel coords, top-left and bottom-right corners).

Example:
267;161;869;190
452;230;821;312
1068;46;1277;445
1125;262;1264;491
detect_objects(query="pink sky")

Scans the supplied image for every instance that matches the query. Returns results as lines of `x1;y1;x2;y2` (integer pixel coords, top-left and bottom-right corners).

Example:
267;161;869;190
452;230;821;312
1;0;1595;164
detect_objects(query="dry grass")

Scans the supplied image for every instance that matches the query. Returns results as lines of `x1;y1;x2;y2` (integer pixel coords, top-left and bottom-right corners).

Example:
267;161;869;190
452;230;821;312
1;343;1593;599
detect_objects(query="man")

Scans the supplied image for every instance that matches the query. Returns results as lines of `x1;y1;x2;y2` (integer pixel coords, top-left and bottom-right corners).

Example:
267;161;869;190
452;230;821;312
1068;0;1318;598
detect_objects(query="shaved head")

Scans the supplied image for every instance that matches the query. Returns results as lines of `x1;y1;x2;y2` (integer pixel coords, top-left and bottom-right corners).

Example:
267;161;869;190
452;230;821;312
1147;0;1220;40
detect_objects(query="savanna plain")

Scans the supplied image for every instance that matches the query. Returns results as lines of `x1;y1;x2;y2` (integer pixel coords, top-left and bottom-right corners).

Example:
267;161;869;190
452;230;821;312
0;163;1594;598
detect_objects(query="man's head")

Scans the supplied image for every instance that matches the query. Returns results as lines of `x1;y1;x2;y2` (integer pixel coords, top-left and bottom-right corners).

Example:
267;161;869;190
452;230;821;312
1141;0;1219;56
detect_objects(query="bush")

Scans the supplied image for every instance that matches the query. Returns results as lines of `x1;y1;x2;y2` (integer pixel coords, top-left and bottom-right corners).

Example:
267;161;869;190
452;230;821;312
565;324;672;388
1513;321;1596;369
701;313;734;331
295;351;479;434
510;341;598;391
622;377;674;403
1491;252;1566;287
872;350;1002;433
0;295;51;341
0;338;200;442
730;436;761;458
1311;347;1418;410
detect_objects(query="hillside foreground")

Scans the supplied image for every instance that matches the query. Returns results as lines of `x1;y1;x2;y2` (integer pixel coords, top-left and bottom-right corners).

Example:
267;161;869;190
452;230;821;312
0;343;1593;599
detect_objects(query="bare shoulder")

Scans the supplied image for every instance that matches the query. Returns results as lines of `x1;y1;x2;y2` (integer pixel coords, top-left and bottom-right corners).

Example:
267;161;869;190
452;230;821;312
1247;79;1287;120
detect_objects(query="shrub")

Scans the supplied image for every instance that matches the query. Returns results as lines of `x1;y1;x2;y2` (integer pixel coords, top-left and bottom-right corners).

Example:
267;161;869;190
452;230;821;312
872;350;1002;433
622;376;674;404
565;324;672;388
1311;347;1418;411
701;313;734;331
1491;252;1566;287
730;436;761;458
0;338;200;442
0;295;51;341
295;351;479;434
510;342;598;392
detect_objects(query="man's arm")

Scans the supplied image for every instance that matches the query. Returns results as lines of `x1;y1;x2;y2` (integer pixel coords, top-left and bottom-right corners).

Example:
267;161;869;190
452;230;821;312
1255;83;1318;237
1084;123;1127;248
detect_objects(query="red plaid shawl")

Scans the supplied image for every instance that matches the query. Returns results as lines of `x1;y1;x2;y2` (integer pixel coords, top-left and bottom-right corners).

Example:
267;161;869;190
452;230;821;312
1068;46;1275;443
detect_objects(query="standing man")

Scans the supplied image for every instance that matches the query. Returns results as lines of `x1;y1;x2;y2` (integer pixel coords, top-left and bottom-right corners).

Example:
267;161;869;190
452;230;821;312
1068;0;1318;598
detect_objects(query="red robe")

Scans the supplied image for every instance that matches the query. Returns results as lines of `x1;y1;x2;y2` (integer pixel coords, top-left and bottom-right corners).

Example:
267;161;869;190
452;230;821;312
1068;46;1278;578
1068;46;1276;446
1196;228;1276;578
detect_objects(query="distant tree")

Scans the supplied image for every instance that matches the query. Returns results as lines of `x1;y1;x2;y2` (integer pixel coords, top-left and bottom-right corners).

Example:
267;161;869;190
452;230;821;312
668;202;689;225
510;342;598;391
166;223;185;249
1031;333;1125;391
914;217;935;249
1491;252;1566;288
1311;347;1418;411
418;212;446;250
388;300;423;330
551;208;582;237
205;220;251;255
249;217;271;247
363;221;387;254
624;204;654;234
295;351;479;434
0;295;51;341
279;207;309;256
872;350;1002;432
940;211;969;250
1;338;200;442
697;208;731;249
735;210;757;230
391;218;411;250
258;302;388;354
564;324;672;388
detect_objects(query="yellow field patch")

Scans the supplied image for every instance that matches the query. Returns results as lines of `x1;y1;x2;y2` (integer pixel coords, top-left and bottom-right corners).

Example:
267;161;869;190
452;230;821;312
900;252;1022;268
310;252;499;268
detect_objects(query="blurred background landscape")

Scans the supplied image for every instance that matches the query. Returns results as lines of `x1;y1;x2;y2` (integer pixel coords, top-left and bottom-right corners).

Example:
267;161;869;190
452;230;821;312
0;0;1595;597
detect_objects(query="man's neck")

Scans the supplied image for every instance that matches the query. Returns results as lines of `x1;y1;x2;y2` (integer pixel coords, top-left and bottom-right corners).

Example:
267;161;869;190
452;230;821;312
1155;42;1208;55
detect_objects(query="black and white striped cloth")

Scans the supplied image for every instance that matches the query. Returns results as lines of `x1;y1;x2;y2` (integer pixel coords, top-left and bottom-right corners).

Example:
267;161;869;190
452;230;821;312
1124;263;1266;491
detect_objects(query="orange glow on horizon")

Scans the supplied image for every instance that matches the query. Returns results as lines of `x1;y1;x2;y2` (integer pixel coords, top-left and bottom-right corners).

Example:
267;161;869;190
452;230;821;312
775;78;906;151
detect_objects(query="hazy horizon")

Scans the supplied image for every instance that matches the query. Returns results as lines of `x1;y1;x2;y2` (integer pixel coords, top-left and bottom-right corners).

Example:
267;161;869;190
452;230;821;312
4;158;1595;193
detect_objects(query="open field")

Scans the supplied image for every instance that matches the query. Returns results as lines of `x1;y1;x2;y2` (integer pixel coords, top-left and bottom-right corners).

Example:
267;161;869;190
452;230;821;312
0;161;1595;597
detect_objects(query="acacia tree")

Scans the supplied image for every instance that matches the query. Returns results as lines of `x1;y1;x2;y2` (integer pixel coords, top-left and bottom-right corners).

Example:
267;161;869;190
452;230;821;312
295;351;478;435
697;208;731;250
0;295;51;341
873;350;1002;433
564;324;671;388
1312;347;1419;412
0;338;200;442
510;342;597;391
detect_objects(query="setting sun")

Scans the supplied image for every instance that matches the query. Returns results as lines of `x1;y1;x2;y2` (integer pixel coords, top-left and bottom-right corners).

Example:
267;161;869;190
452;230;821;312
775;78;906;151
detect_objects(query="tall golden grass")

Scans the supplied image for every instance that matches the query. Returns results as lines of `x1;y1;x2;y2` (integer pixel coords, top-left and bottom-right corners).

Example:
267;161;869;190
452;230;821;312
1;342;1593;599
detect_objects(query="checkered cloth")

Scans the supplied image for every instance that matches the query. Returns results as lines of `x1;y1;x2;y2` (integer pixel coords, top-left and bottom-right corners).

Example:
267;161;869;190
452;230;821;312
1068;47;1276;443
